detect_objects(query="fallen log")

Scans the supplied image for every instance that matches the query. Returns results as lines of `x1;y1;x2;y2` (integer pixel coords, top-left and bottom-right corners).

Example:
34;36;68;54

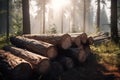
3;46;51;74
80;33;88;44
42;61;64;80
84;45;91;57
10;36;57;59
0;50;32;80
23;34;72;49
58;47;87;64
87;36;94;45
55;56;74;70
71;35;82;47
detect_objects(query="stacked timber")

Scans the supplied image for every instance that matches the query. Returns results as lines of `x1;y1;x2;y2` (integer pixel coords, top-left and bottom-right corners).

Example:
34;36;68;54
10;36;57;59
0;33;94;80
3;46;50;74
0;50;32;80
23;33;72;49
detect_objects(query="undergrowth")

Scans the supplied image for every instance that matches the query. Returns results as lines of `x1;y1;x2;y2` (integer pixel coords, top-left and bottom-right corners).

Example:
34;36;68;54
91;40;120;67
0;35;8;49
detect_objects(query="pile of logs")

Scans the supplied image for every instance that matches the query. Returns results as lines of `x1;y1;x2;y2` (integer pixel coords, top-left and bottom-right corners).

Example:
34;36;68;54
0;33;94;80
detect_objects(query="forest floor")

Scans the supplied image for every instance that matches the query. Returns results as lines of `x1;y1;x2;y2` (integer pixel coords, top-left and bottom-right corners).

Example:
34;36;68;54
0;35;120;80
60;53;120;80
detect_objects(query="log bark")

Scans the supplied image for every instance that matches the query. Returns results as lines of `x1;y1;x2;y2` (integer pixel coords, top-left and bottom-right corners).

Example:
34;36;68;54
3;46;50;74
23;34;72;49
0;50;32;80
10;36;57;59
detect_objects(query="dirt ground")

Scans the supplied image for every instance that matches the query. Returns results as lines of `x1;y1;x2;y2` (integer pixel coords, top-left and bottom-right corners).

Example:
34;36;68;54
41;53;120;80
0;53;120;80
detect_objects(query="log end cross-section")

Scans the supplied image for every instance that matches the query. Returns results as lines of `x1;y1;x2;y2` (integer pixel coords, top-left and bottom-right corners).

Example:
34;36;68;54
60;34;72;49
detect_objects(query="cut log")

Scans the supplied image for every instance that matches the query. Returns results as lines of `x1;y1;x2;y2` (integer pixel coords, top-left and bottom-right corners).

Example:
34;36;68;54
56;56;74;70
42;61;64;80
23;34;72;49
84;45;92;57
87;36;94;45
10;36;57;59
71;35;82;47
80;33;88;44
58;47;87;64
3;46;51;74
0;50;32;80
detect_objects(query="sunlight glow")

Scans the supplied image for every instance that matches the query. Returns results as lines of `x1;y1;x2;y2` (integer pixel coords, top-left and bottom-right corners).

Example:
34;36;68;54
51;0;71;11
30;0;40;18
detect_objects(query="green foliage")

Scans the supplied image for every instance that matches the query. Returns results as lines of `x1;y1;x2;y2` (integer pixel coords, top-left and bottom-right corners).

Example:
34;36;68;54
0;35;8;49
91;41;120;66
91;41;119;53
10;0;23;36
48;24;57;34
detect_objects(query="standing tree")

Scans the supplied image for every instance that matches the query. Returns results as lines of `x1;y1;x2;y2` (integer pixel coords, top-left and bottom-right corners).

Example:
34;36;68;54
7;0;9;41
83;0;86;32
111;0;119;44
22;0;30;34
96;0;100;31
43;0;46;34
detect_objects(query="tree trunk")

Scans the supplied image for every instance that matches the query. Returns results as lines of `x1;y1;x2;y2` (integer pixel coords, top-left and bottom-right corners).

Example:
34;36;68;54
83;0;86;32
3;46;50;74
22;0;30;34
111;0;119;44
6;0;9;42
42;0;46;33
23;34;72;49
0;50;32;80
10;36;57;59
96;0;100;31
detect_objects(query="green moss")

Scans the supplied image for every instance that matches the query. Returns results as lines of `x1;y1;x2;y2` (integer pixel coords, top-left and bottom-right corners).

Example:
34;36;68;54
91;41;120;66
0;35;8;49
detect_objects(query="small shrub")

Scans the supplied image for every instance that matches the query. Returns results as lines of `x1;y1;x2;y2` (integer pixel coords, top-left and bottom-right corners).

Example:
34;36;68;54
91;41;120;66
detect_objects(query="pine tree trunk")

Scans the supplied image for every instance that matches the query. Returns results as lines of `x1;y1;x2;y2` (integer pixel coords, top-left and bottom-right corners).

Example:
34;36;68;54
22;0;30;34
111;0;119;44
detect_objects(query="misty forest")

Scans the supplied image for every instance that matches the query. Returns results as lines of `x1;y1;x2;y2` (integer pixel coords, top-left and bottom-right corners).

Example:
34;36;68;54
0;0;120;80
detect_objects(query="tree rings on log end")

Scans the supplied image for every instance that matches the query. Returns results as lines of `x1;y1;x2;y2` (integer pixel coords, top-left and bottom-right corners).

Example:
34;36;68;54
78;50;87;63
63;57;74;69
38;59;50;74
74;35;81;47
88;37;94;45
81;33;88;44
61;34;72;49
47;46;58;59
12;62;33;80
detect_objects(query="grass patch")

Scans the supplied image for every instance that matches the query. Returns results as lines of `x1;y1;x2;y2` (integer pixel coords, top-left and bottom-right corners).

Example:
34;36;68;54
91;41;120;67
0;35;8;49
